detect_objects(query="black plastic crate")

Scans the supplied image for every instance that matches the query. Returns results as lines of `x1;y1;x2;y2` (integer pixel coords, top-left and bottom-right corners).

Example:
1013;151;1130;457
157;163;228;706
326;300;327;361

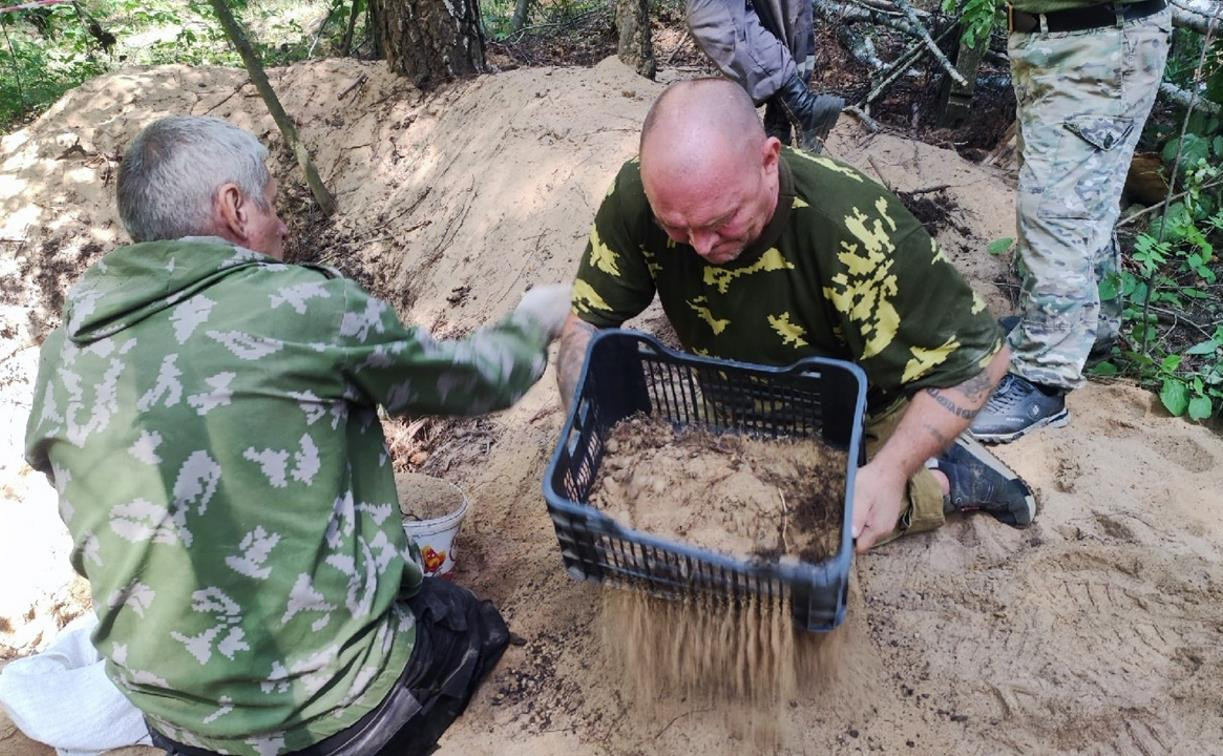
543;329;867;632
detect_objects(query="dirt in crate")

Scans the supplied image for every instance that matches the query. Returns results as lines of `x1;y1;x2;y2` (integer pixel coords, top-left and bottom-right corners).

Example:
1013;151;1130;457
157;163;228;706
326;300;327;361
588;415;848;563
397;472;465;521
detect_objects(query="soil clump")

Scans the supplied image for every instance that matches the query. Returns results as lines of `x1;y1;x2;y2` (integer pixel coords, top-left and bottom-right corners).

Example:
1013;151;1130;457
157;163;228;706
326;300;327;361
589;415;847;563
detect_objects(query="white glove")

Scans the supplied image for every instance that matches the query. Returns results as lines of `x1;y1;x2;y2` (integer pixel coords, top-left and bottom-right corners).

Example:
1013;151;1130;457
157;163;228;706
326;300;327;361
514;283;572;338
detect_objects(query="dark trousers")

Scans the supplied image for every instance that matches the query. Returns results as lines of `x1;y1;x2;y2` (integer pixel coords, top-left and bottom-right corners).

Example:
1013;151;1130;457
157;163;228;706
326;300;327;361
149;578;509;756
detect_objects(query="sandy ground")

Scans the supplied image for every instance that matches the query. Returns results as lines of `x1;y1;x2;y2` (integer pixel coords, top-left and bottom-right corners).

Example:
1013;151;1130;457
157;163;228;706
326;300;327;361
1;57;1221;755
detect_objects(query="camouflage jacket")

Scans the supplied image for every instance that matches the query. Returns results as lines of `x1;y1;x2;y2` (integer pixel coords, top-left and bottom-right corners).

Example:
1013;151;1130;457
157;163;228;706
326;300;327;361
23;238;550;754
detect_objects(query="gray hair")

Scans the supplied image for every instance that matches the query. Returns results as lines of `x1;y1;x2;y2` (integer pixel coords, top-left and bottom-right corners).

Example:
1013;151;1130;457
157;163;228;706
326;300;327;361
117;116;270;242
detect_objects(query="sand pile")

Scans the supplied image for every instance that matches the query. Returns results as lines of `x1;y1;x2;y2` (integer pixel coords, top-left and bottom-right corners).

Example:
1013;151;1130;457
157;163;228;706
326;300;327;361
589;415;846;562
2;57;1222;756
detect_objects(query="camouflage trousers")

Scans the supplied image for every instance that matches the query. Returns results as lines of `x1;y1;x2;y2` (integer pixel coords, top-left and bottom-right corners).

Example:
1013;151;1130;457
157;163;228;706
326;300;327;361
1008;8;1171;390
686;0;814;104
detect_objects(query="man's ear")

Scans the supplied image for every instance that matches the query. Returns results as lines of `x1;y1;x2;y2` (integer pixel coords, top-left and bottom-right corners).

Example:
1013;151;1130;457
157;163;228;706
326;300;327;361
761;136;782;175
215;182;247;241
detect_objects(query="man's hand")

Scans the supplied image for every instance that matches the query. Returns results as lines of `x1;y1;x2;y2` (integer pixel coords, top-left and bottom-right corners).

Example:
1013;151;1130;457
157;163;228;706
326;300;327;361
850;346;1010;553
514;284;572;338
851;460;909;552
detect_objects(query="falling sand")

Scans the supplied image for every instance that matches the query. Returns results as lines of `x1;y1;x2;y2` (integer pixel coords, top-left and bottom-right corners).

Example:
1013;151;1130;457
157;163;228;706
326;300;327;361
601;589;847;741
590;415;851;736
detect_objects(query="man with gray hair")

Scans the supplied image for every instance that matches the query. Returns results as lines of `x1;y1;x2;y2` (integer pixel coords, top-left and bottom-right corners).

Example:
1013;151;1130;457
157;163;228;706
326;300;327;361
24;115;570;754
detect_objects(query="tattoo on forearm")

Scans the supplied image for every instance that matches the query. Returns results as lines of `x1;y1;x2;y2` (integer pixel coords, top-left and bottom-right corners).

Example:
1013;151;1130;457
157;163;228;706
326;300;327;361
926;387;980;420
921;422;949;446
958;369;995;402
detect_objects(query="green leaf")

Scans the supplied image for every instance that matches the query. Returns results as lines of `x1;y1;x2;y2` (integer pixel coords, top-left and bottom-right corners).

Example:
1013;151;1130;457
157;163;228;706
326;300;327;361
1160;379;1190;416
1098;277;1119;301
1214;136;1223;158
1121;273;1139;296
1161;354;1182;373
1184;339;1221;356
1090;361;1118;376
1208;65;1223;104
1162;134;1212;169
986;237;1014;256
1187;395;1213;421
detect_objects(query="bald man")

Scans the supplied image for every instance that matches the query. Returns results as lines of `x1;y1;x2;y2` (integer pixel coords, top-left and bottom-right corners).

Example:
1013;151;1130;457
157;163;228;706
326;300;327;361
558;79;1036;552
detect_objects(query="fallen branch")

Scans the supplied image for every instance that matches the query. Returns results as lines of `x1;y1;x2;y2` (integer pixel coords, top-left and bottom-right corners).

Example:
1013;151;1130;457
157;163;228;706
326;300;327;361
1117;178;1223;227
662;28;694;66
500;7;605;43
843;105;882;132
1159;81;1222;114
1171;0;1223;32
838;25;885;70
867;156;894;191
817;1;924;36
852;0;933;16
890;0;966;86
1149;304;1213;337
858;24;958;107
338;73;369;100
905;183;952;195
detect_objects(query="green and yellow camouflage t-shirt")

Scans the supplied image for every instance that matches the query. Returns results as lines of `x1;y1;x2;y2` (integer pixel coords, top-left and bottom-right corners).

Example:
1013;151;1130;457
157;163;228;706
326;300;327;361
572;148;1002;411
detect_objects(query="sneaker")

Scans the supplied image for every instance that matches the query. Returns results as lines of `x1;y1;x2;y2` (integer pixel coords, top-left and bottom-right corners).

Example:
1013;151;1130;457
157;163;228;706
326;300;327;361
997;315;1116;365
936;435;1036;527
971;373;1069;443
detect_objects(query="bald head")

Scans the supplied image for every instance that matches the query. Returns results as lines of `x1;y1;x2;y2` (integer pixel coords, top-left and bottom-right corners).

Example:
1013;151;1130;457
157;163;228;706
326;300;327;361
640;78;767;184
638;79;781;266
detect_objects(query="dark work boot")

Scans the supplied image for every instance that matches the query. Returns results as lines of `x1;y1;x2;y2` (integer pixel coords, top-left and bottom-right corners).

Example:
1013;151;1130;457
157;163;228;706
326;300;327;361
774;72;844;153
936;435;1036;527
763;97;793;146
970;373;1069;444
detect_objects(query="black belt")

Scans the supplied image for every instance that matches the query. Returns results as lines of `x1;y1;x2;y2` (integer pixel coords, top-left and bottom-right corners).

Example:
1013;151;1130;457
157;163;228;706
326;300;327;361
1009;0;1165;33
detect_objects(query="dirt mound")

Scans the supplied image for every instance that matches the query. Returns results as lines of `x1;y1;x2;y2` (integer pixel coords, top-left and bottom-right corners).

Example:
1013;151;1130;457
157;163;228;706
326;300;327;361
2;57;1221;755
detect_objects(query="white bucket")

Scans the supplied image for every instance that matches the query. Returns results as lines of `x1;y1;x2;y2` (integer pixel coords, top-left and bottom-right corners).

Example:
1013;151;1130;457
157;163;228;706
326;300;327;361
398;474;470;578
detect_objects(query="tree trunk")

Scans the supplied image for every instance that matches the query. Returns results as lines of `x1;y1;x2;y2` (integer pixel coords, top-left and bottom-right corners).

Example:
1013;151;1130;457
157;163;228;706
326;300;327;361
373;0;485;90
511;0;531;32
937;25;988;128
615;0;656;80
208;0;336;217
340;0;362;56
